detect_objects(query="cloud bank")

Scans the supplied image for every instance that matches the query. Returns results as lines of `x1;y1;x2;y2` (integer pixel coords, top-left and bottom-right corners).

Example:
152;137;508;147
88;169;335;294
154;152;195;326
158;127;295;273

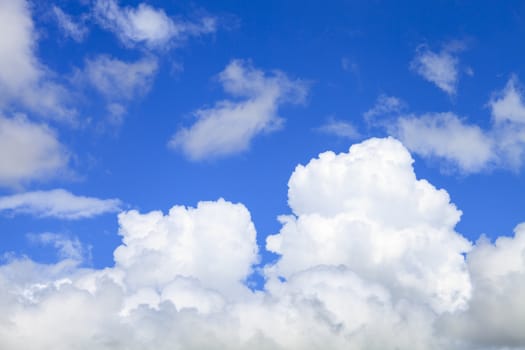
0;137;524;349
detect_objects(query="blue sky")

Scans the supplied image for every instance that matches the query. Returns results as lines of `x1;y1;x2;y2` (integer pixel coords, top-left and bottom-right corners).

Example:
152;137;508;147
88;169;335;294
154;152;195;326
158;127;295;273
1;1;525;349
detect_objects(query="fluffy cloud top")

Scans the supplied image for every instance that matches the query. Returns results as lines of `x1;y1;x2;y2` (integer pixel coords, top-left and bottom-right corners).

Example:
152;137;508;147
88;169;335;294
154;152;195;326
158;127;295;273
170;59;308;160
268;137;471;313
93;0;216;49
410;45;460;95
0;0;73;121
0;138;524;349
0;189;121;219
0;115;69;187
114;199;258;297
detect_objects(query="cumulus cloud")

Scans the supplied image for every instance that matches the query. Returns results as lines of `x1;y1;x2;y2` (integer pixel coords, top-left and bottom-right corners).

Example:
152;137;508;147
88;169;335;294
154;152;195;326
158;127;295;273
439;224;525;348
0;0;74;121
0;138;524;349
0;115;69;187
267;137;471;313
0;189;122;219
410;44;461;95
52;6;88;42
169;59;308;160
93;0;216;49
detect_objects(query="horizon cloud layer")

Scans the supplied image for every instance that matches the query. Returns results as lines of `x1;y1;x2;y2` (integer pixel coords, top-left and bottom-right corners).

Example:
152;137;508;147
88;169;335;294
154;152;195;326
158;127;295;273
0;137;524;349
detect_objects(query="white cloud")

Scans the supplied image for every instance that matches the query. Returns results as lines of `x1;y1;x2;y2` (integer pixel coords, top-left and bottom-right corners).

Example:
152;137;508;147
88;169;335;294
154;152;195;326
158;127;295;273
490;76;525;125
93;0;216;49
0;138;524;349
0;115;69;187
317;118;360;139
363;94;405;123
392;113;494;173
0;189;121;219
439;224;525;348
81;55;158;101
75;55;158;126
267;137;471;313
27;233;87;262
0;0;74;121
52;6;88;42
370;77;525;173
169;59;308;160
410;45;460;95
114;199;259;297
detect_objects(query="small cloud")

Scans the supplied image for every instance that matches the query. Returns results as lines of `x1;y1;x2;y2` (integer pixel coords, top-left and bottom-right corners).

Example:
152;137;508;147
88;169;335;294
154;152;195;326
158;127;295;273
80;55;158;101
27;232;90;263
410;44;462;95
363;95;405;123
52;6;89;42
0;114;70;188
93;0;217;49
372;76;525;173
390;112;494;173
341;57;358;73
489;75;525;125
169;59;308;160
317;118;360;139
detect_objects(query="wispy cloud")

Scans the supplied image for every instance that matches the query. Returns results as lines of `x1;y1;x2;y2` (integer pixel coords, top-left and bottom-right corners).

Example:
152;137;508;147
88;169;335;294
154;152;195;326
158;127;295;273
317;118;360;139
93;0;216;49
52;6;89;43
370;76;525;173
169;59;308;160
0;189;122;219
0;0;75;122
410;43;463;95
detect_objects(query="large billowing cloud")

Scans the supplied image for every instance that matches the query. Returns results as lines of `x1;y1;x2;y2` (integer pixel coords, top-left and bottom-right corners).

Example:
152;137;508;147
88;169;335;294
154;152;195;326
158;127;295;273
0;137;524;349
169;59;308;160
